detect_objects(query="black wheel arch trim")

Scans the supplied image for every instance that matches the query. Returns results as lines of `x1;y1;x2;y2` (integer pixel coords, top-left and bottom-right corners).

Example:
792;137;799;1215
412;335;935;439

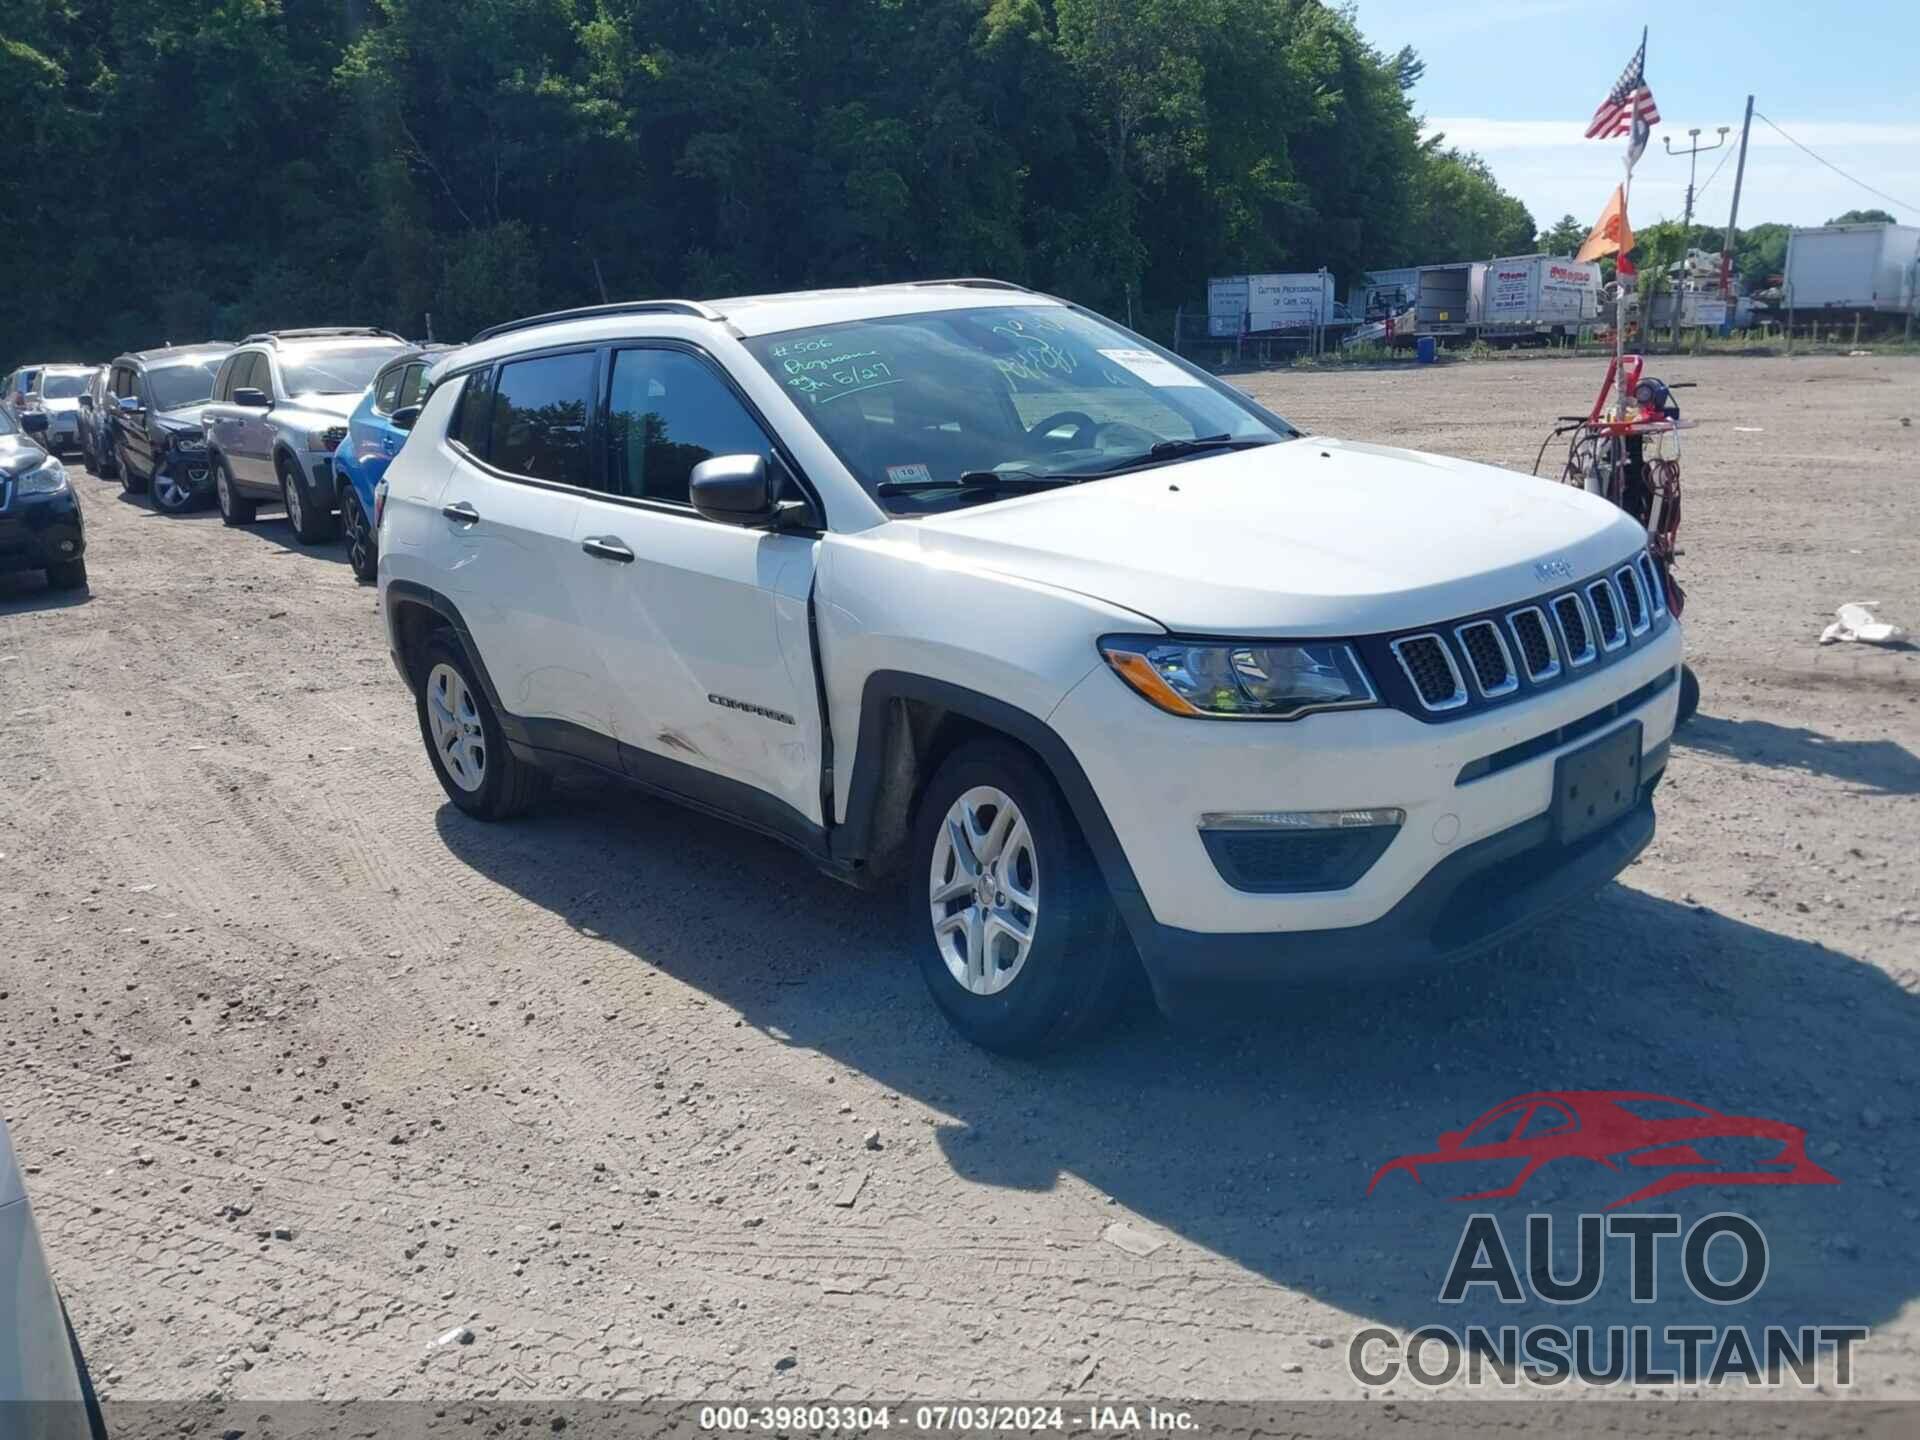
833;671;1145;905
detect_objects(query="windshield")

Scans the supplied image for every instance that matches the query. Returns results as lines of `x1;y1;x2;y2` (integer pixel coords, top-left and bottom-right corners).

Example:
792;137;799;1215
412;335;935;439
41;372;89;399
742;305;1294;512
282;346;406;396
146;359;224;411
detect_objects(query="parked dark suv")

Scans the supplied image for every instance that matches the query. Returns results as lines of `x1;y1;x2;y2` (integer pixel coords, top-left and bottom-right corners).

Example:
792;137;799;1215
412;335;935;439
0;406;87;591
106;343;233;514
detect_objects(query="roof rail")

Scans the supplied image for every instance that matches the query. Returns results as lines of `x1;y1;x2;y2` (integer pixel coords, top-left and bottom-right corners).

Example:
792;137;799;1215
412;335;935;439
239;328;408;346
469;300;724;345
901;278;1030;292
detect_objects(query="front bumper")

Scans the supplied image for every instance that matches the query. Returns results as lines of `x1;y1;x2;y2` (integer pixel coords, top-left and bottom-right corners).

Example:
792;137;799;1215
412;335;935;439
156;447;217;495
0;489;85;573
1049;620;1683;985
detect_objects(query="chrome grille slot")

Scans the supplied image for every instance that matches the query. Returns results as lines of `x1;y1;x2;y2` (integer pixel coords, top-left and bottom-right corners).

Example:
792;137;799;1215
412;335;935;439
1553;593;1595;666
1391;633;1468;711
1507;606;1560;682
1638;552;1666;615
1615;564;1648;633
1586;579;1625;651
1454;620;1518;698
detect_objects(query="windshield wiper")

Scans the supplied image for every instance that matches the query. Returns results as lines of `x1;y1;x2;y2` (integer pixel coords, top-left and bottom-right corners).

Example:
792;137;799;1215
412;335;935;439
1048;434;1281;480
875;470;1084;499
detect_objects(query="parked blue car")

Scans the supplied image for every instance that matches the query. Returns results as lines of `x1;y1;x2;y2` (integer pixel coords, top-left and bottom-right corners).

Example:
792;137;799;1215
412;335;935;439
331;346;445;582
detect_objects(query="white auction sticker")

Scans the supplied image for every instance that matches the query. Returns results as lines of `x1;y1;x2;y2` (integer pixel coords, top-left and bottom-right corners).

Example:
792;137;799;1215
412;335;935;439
1098;348;1206;387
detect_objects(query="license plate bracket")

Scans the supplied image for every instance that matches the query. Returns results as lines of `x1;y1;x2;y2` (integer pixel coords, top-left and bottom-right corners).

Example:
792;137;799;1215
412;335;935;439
1553;721;1643;845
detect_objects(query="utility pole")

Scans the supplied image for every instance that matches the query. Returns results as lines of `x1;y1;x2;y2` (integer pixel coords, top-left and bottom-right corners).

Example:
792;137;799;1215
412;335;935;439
1719;95;1754;335
1664;125;1729;344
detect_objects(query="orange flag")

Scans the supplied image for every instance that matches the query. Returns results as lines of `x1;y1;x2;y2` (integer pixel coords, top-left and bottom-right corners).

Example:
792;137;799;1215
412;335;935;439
1576;185;1634;263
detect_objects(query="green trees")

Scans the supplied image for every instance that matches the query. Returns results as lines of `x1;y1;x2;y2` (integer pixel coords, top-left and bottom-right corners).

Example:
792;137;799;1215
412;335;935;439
5;0;1544;361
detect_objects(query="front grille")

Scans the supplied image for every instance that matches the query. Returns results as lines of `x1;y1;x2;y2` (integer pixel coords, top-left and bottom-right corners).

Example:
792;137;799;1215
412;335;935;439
1615;565;1648;633
1638;553;1666;615
1508;606;1560;681
1553;593;1595;665
1391;634;1467;710
1587;580;1624;650
1455;621;1517;697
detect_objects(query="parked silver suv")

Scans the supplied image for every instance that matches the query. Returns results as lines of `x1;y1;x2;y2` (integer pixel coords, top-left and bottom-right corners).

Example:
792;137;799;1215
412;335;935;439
202;327;412;543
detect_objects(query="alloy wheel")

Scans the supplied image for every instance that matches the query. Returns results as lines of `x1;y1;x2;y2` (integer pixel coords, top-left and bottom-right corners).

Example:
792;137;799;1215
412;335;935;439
928;785;1040;996
425;662;487;793
283;471;304;530
345;497;371;575
154;470;192;511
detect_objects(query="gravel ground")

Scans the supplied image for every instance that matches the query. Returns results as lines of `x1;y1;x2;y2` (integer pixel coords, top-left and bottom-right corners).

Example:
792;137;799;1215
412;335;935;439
2;352;1916;1406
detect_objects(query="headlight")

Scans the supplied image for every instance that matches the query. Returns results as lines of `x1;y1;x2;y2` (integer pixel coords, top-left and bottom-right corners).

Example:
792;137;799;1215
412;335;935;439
309;426;349;453
1099;636;1377;719
16;456;69;496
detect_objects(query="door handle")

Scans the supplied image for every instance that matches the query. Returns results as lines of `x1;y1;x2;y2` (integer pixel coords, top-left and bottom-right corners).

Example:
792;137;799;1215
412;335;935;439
581;536;634;563
441;501;480;524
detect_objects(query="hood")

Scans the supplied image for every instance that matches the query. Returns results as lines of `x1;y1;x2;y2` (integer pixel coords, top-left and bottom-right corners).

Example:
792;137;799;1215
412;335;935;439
903;436;1649;635
0;434;51;477
284;391;361;421
155;403;209;430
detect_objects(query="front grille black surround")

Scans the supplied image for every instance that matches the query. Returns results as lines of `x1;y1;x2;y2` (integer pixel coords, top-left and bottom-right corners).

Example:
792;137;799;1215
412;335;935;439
1200;824;1401;894
1349;552;1674;724
1615;565;1647;632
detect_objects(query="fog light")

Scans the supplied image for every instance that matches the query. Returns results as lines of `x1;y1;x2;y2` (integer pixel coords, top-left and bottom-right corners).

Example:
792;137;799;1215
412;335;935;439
1198;808;1404;894
59;540;76;553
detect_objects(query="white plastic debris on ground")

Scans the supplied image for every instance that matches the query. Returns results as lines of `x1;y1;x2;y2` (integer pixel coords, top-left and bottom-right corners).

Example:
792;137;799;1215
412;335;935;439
1819;602;1909;647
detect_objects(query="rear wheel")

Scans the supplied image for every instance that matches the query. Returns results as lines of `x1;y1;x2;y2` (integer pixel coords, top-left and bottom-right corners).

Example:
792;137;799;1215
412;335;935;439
911;739;1132;1054
215;458;256;525
415;631;547;820
341;486;377;583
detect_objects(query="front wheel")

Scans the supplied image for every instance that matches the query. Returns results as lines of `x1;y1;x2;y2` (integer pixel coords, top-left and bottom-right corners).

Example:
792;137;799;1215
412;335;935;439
1676;663;1700;726
215;458;257;525
150;462;203;514
341;486;377;583
910;739;1133;1054
280;457;338;544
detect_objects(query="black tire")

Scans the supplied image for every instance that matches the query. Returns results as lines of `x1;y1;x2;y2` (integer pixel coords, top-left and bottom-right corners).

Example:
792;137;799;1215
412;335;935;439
118;448;147;494
909;738;1132;1054
341;486;377;583
414;630;547;820
45;556;88;591
149;462;203;515
279;454;339;544
1676;663;1700;726
95;433;119;478
215;456;257;526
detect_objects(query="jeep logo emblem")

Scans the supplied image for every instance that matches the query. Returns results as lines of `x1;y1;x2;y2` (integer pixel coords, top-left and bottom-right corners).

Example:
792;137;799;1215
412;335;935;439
1534;559;1573;582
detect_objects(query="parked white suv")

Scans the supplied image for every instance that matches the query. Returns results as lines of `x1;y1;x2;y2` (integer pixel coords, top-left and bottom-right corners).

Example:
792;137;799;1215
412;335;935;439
1;1118;106;1438
378;282;1682;1052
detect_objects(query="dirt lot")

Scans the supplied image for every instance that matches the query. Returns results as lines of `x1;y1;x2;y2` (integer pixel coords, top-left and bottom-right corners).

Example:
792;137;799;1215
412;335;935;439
2;353;1917;1405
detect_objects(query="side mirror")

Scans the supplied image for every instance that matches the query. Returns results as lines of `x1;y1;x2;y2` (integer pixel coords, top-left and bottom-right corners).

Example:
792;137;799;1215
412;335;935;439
232;387;271;409
78;394;94;411
21;412;49;435
389;404;422;432
690;453;814;529
116;394;145;414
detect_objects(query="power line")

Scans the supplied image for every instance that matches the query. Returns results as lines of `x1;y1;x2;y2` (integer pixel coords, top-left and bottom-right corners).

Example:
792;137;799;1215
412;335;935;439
1692;142;1733;205
1753;111;1918;216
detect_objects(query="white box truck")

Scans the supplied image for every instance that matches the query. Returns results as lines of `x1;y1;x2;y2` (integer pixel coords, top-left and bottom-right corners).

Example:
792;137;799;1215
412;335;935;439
1785;223;1920;314
1414;263;1480;332
1481;255;1602;328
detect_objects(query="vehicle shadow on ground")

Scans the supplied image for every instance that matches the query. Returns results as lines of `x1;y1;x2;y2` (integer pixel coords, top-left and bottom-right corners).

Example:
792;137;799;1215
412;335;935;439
1676;712;1920;797
0;569;91;613
103;488;352;565
437;785;1920;1355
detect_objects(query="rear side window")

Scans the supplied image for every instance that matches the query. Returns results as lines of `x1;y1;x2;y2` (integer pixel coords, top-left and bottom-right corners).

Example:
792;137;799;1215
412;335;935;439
452;371;493;454
486;352;596;489
373;364;407;414
397;364;428;410
604;349;772;505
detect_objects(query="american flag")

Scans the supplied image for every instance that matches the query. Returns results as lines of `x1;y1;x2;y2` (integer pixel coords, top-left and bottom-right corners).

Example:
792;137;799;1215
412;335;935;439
1586;29;1661;140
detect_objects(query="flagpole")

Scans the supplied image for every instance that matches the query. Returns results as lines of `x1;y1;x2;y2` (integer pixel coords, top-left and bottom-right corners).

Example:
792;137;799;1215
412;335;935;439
1613;27;1645;420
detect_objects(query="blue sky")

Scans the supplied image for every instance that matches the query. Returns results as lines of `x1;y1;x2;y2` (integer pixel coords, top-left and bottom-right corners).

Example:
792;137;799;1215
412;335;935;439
1349;1;1920;233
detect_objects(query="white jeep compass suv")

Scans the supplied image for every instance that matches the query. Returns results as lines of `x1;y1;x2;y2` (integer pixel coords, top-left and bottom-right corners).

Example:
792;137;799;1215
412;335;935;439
378;281;1682;1053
